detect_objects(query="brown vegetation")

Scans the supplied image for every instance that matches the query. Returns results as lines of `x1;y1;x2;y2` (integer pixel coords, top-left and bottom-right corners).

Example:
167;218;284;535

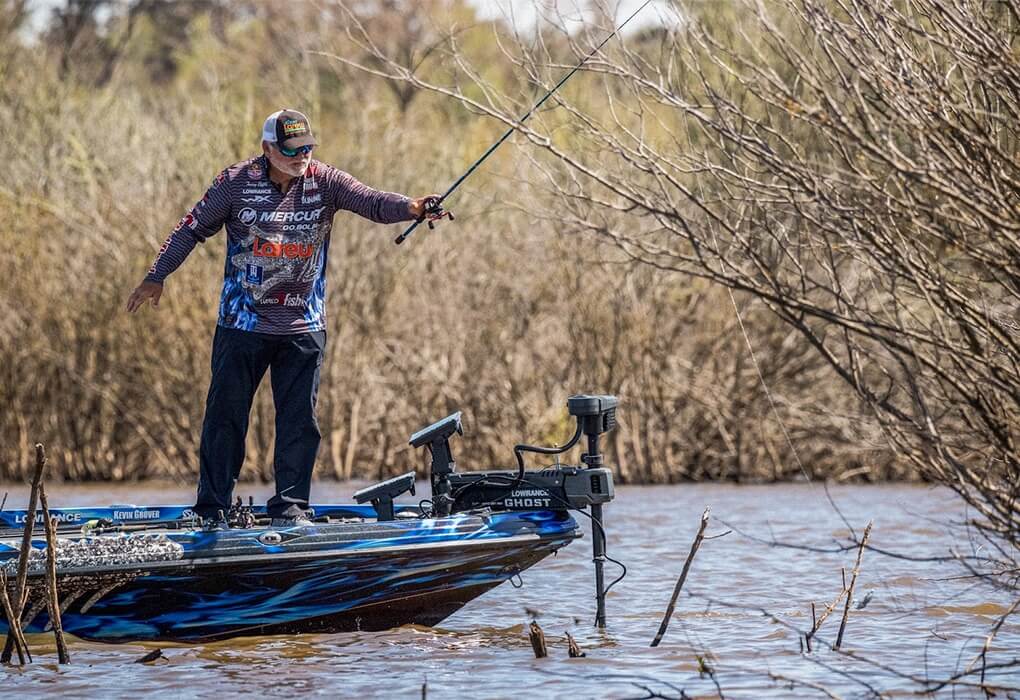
342;0;1019;571
0;1;904;486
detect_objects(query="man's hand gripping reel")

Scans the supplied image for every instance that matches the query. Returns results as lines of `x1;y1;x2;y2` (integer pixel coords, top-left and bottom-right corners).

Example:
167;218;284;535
423;196;454;230
395;196;454;244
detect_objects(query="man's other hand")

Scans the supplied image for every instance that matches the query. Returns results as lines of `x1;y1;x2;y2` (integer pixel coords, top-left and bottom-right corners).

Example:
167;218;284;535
126;280;163;313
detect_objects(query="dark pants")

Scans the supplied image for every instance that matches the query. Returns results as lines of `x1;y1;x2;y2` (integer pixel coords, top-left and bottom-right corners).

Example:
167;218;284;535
194;326;325;520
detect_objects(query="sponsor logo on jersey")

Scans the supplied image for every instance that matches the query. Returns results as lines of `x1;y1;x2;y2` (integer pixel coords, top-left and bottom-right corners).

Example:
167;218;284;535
247;164;263;180
258;207;325;223
242;195;272;203
238;207;257;225
301;194;322;205
242;187;272;194
253;238;315;259
256;292;310;307
174;211;199;231
246;264;263;285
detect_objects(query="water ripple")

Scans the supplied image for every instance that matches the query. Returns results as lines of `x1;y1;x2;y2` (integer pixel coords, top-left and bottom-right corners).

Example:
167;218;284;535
1;482;1017;698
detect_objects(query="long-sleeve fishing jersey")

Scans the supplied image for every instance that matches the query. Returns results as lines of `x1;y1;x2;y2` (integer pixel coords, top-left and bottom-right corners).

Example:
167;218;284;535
146;155;413;334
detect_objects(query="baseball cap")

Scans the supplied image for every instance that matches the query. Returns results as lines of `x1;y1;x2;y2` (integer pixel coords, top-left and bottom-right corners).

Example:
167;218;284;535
262;109;317;150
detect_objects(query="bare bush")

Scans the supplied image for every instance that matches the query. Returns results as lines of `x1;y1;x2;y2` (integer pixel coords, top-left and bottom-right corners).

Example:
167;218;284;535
335;0;1019;566
0;2;903;489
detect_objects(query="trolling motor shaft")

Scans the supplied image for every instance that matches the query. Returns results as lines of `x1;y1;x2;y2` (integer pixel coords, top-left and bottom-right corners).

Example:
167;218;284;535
567;394;618;629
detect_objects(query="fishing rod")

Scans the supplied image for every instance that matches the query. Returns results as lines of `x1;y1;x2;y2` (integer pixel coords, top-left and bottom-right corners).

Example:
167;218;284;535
396;0;655;244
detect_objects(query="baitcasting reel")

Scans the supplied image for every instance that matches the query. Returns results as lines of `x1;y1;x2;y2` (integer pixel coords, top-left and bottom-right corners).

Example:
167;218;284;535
422;196;454;230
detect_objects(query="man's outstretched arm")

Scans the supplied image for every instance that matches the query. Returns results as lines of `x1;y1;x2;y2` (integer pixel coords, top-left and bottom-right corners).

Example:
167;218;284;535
331;170;436;224
126;170;233;313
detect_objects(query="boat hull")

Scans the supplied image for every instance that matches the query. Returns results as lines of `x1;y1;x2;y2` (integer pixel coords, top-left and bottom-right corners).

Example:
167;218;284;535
0;510;578;643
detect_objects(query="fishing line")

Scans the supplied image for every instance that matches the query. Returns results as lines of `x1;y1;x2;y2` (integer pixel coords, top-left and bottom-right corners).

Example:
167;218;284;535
396;0;656;244
677;100;814;491
704;202;859;536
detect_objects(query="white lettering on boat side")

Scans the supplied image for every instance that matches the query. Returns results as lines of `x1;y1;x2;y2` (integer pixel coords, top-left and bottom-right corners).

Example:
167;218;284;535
113;509;161;520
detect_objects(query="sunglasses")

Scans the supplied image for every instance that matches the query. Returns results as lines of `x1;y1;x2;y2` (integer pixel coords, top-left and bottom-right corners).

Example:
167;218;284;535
277;143;314;158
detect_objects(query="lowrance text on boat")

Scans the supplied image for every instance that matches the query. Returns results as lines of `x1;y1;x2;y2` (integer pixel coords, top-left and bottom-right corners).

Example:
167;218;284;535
504;489;553;509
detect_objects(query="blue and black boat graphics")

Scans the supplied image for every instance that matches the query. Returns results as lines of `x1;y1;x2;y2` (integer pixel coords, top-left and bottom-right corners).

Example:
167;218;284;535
0;507;579;642
0;394;620;643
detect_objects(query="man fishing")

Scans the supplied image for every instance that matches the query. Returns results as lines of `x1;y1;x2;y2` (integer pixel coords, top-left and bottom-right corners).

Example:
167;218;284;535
126;109;435;527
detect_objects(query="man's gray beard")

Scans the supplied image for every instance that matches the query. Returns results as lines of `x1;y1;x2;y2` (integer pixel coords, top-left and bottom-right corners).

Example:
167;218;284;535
279;161;308;177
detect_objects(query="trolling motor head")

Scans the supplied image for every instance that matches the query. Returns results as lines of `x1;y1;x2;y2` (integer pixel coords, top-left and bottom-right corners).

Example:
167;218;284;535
567;394;618;467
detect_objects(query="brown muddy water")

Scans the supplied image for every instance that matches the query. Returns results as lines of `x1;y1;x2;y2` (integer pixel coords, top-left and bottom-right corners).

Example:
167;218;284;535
1;482;1017;698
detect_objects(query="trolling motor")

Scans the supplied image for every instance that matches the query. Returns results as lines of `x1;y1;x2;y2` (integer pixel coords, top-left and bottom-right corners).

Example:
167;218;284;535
407;394;619;627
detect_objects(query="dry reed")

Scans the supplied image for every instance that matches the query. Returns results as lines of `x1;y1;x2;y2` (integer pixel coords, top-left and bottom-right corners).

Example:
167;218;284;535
0;4;906;487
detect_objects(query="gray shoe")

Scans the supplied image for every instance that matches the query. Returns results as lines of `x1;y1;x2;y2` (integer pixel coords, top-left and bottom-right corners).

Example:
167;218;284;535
270;515;313;528
202;518;230;531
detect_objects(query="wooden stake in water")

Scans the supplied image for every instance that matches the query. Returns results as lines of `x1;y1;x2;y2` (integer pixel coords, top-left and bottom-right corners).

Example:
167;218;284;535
528;621;548;658
651;507;710;647
566;631;585;658
0;571;28;665
2;443;47;664
39;483;70;663
834;521;872;650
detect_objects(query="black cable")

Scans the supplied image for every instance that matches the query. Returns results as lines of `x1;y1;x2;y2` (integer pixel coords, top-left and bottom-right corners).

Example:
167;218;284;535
512;422;583;477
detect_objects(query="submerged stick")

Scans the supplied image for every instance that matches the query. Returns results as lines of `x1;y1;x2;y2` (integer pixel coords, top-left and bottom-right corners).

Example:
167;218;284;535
651;507;710;647
134;648;165;664
566;631;585;658
805;587;848;652
528;621;547;658
0;572;27;665
2;443;47;664
834;521;872;650
39;484;69;663
806;603;817;653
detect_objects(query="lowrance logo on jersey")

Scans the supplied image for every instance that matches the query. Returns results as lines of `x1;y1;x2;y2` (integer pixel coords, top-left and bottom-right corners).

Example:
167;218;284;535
259;207;325;223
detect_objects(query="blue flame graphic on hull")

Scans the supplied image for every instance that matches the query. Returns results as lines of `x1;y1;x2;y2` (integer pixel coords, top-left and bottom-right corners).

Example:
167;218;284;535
0;508;578;643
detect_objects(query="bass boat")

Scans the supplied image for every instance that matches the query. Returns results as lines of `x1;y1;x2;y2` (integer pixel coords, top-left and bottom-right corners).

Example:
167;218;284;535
0;394;618;643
